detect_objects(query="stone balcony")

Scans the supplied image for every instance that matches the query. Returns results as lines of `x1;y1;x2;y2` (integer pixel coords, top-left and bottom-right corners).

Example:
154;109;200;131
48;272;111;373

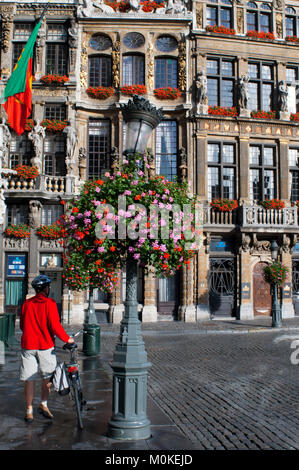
203;205;298;233
4;174;74;198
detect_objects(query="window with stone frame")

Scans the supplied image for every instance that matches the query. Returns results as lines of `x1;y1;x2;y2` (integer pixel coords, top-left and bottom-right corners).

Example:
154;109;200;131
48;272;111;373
286;65;299;114
88;55;112;87
246;2;272;33
247;61;274;111
88;119;110;179
155;120;178;182
285;7;299;37
44;103;67;121
155;57;178;89
249;145;277;202
206;0;233;29
44;134;66;177
12;22;34;69
289;148;299;203
9;135;33;169
207;142;236;201
122;54;145;85
206;57;236;108
7;204;29;226
41;204;63;226
45;23;68;76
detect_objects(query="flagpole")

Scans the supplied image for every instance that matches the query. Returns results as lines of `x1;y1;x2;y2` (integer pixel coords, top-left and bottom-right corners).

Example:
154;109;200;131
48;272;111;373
39;2;50;23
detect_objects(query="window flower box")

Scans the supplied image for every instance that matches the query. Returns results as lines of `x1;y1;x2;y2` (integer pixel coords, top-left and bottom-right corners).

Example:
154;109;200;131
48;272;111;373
285;36;299;43
121;85;147;95
260;199;286;210
41;119;68;132
251;110;276;120
105;0;164;12
36;223;67;239
210;198;238;212
264;262;288;286
208;105;238;117
86;86;115;99
14;165;39;180
206;25;236;36
154;87;182;100
246;30;275;40
290;112;299;122
40;74;70;86
5;224;30;239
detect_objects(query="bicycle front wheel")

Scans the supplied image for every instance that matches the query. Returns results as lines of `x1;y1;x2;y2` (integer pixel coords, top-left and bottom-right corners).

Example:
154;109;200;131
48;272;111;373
73;381;83;430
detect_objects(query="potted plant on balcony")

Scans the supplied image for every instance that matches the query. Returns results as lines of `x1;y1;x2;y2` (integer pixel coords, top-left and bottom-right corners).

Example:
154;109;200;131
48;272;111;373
260;199;286;210
41;119;68;132
154;87;182;100
86;86;115;99
210;198;238;212
14;165;39;180
40;74;70;86
5;224;30;238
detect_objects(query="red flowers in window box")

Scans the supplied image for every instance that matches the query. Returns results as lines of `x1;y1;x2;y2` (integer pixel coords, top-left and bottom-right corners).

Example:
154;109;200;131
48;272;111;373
206;25;236;36
210;198;238;212
121;85;147;95
14;165;39;180
285;36;299;43
290;112;299;122
154;87;181;100
208;106;238;117
86;86;115;99
251;110;276;120
246;30;275;40
104;0;164;12
40;74;70;86
5;224;30;239
36;223;67;239
41;119;68;132
260;199;286;210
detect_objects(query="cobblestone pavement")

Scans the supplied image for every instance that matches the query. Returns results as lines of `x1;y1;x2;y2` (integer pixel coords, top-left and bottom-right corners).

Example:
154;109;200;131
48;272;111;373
100;324;299;450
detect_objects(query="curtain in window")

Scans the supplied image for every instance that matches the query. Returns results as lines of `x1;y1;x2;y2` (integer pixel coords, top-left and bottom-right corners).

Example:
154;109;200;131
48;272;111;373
6;280;26;306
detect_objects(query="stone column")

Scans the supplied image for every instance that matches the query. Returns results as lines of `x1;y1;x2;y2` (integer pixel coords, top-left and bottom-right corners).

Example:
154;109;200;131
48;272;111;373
0;4;15;80
281;239;295;318
196;245;210;319
239;236;254;320
279;139;290;203
239;137;250;204
178;260;196;322
141;266;157;322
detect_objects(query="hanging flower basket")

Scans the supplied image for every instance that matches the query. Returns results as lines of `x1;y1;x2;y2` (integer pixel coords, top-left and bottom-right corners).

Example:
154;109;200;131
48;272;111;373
251;110;276;120
208;105;238;117
260;199;285;210
246;30;275;40
285;36;299;43
264;262;289;286
36;222;67;239
154;87;182;100
290;112;299;122
40;74;70;86
206;25;236;36
86;86;115;99
121;85;147;96
5;224;30;239
210;198;238;212
41;119;68;132
14;165;39;180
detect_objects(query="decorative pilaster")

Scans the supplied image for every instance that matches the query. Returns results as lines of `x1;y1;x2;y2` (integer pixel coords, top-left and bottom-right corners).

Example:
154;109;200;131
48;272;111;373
239;137;250;204
178;260;196;322
141;266;157;322
196;244;210;319
239;234;254;320
281;236;295;318
279;140;290;202
112;36;120;90
178;35;186;92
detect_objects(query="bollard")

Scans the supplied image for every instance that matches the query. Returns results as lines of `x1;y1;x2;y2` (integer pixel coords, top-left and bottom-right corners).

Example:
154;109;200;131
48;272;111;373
83;323;101;356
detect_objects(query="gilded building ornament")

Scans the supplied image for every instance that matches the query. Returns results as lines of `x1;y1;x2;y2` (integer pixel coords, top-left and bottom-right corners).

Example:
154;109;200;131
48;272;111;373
112;38;120;89
147;40;155;91
178;38;186;91
80;33;89;88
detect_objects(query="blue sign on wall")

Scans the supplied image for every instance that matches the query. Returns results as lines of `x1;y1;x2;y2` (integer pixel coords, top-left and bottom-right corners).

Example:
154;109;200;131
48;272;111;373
7;255;26;277
294;243;299;253
210;239;233;252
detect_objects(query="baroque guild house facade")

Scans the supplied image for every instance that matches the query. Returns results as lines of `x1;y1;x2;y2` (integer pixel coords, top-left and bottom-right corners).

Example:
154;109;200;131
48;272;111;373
0;0;298;324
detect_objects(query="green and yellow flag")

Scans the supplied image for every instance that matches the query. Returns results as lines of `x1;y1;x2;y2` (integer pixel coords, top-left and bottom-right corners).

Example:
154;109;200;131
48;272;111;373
1;4;49;135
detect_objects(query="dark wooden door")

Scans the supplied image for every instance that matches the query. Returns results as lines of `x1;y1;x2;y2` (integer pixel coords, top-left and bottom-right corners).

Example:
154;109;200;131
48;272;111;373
253;262;272;316
157;275;179;317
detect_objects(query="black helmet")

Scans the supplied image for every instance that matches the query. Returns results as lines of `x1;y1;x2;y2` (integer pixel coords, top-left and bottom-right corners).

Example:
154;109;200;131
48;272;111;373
32;274;51;290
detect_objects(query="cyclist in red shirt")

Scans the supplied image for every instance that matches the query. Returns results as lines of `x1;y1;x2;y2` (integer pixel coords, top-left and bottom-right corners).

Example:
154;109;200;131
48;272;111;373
20;274;74;423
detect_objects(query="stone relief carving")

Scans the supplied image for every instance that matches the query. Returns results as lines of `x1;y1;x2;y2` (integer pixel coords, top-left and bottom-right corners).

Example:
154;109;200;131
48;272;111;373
77;0;190;16
251;234;271;254
179;147;187;181
276;12;283;39
39;239;63;249
0;5;15;53
236;7;244;34
4;237;29;250
273;0;283;10
196;2;203;29
178;36;186;91
147;39;155;91
282;234;291;253
78;147;87;180
240;233;251;253
110;147;120;173
80;33;89;88
0;117;11;168
278;80;288;112
68;19;79;48
112;38;121;89
28;200;42;229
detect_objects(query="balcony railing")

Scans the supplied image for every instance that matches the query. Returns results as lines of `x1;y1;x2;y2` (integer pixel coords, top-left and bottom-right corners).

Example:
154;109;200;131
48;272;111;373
43;176;66;193
203;206;238;227
4;175;66;193
4;175;37;190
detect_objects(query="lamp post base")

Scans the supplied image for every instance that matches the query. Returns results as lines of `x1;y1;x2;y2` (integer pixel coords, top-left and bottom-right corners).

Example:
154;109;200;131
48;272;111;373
271;283;282;328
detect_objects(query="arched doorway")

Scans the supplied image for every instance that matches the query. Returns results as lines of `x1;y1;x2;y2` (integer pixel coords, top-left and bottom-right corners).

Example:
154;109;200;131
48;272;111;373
253;262;272;316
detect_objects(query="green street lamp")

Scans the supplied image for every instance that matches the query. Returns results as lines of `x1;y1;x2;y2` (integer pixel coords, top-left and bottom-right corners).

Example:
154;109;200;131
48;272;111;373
107;95;163;440
270;240;282;328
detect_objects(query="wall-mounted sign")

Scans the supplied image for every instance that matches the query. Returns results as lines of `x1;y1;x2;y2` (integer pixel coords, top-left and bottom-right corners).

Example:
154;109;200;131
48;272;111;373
294;243;299;253
210;239;234;253
7;255;26;277
283;282;292;299
241;282;251;299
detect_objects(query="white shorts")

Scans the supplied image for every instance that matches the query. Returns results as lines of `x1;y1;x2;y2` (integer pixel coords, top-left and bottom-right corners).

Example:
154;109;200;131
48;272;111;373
20;348;57;382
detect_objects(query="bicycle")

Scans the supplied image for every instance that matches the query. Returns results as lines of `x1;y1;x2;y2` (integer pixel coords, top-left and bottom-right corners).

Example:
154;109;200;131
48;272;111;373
63;336;86;430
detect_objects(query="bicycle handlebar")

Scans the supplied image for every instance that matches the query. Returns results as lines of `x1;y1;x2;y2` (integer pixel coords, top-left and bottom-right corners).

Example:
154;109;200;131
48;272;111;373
63;342;78;351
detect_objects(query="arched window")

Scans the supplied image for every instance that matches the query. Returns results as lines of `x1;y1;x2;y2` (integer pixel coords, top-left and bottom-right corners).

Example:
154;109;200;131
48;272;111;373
122;54;145;85
88;55;112;87
155;57;178;88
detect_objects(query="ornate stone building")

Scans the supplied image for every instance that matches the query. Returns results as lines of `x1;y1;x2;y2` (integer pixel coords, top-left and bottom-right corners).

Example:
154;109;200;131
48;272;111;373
0;0;298;324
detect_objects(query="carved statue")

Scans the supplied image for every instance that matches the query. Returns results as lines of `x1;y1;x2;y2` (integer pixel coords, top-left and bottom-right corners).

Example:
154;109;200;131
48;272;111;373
63;120;78;163
0;189;6;226
238;74;249;110
128;0;143;12
179;147;188;181
110;146;119;173
78;147;87;180
28;120;45;172
77;0;115;16
47;254;56;268
278;80;288;112
68;19;79;48
195;70;208;112
0;117;11;167
28;200;42;229
165;0;188;14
